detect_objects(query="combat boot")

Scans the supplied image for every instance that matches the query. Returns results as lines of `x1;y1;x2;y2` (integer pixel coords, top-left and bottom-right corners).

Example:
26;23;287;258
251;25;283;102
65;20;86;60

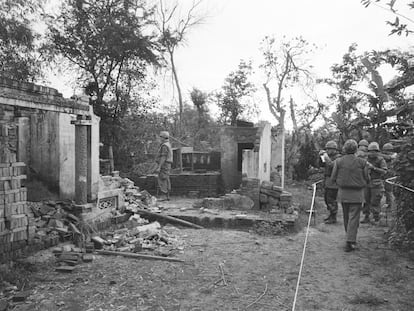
344;242;356;252
325;214;337;224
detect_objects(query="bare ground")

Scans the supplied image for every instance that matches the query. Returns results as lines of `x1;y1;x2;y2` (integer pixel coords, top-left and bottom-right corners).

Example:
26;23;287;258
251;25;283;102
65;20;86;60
3;187;414;311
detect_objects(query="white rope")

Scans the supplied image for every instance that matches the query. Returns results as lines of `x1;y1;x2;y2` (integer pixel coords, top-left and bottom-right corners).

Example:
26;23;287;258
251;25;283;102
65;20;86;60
291;179;323;311
385;176;414;194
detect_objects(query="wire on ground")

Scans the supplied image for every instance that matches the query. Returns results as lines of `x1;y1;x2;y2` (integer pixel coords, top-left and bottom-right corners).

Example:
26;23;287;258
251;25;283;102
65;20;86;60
291;179;323;311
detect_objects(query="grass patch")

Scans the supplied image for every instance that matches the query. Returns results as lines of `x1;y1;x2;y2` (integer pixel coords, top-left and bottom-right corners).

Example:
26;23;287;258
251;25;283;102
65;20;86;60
0;261;38;290
349;291;387;306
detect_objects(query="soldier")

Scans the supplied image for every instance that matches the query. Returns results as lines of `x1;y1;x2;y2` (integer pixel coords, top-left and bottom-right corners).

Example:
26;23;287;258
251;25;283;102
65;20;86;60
319;140;341;224
356;139;369;159
331;139;370;252
361;142;388;223
154;131;173;201
382;143;397;210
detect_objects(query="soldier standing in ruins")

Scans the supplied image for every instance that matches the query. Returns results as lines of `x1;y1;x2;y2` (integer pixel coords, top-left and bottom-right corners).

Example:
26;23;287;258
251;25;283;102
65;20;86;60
361;142;387;223
319;140;341;224
154;131;173;201
331;139;370;252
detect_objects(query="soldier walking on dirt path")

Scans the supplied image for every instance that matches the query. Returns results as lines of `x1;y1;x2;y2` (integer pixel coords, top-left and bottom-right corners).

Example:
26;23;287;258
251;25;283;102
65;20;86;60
154;131;173;201
319;140;341;224
361;142;387;224
331;139;370;252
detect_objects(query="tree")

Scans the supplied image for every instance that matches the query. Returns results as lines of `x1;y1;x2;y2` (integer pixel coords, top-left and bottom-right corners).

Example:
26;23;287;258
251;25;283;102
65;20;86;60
45;0;160;168
259;35;321;185
361;0;414;36
156;0;205;131
324;44;414;144
216;60;255;125
0;0;44;81
190;87;207;123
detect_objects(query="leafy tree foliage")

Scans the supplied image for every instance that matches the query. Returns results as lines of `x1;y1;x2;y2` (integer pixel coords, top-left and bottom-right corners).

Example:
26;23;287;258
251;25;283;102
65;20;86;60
0;0;44;81
361;0;414;36
45;0;161;147
324;44;414;145
215;60;255;125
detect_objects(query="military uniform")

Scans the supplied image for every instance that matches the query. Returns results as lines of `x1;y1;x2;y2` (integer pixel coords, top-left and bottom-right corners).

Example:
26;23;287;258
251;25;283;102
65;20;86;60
331;139;370;252
321;153;341;223
156;132;173;199
363;143;387;222
382;143;396;210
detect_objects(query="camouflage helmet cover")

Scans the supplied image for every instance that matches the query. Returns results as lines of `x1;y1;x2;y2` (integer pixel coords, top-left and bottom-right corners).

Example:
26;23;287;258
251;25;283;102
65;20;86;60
368;142;380;151
159;131;170;139
358;139;369;147
343;139;358;154
325;140;338;150
382;143;394;151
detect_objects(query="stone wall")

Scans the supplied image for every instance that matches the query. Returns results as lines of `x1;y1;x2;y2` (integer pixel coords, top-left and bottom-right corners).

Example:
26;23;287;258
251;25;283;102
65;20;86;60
133;172;223;197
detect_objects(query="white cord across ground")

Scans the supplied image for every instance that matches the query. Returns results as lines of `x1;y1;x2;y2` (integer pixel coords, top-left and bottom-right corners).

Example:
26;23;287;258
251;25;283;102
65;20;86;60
291;180;323;311
386;176;414;193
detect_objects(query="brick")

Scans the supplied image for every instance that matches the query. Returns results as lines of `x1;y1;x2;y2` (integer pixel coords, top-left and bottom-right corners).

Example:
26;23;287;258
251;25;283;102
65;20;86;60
7;214;28;230
20;187;27;201
0;179;10;191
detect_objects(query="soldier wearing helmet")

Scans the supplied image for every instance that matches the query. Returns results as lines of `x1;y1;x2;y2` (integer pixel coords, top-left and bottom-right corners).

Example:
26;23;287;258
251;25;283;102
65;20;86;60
155;131;173;201
381;143;397;210
331;139;370;252
319;140;341;224
361;142;388;223
356;139;369;160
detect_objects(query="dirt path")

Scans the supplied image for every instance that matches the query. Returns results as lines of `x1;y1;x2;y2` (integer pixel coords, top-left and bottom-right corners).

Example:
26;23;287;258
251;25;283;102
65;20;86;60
5;196;414;311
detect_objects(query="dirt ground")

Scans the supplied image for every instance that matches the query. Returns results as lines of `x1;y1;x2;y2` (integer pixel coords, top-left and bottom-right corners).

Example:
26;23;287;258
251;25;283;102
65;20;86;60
3;186;414;311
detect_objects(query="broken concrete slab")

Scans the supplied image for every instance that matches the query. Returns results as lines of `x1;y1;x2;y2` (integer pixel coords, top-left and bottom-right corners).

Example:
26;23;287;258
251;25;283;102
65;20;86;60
196;193;254;211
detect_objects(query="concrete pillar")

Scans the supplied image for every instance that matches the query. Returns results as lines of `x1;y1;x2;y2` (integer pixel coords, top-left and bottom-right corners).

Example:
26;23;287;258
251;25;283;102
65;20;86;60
16;117;30;163
72;116;91;205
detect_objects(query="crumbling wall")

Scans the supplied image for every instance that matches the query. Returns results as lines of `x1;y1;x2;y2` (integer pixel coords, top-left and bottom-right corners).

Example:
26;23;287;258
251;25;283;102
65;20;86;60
0;77;100;200
0;123;44;263
220;126;258;191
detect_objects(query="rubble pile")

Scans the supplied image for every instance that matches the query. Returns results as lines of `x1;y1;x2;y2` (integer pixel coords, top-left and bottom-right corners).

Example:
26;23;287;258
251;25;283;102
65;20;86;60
28;201;84;246
259;181;293;211
91;220;185;258
52;244;94;273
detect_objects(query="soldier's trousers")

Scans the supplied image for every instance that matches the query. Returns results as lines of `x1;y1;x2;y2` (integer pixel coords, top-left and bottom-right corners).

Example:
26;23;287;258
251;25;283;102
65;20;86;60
384;182;395;210
342;203;362;243
157;163;171;194
364;187;383;219
324;188;338;215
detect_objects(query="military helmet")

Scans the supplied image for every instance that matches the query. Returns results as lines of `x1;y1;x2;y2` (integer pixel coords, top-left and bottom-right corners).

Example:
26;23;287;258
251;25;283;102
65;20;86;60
368;142;380;151
382;143;394;151
343;139;358;154
325;140;338;150
159;131;169;139
358;139;369;147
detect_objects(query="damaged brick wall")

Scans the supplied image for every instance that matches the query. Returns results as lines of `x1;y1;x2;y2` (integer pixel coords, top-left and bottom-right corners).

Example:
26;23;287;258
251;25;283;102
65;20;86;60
0;123;50;263
133;172;223;197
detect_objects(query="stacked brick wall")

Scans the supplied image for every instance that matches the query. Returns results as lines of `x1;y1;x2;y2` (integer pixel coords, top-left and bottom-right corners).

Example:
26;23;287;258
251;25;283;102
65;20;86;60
133;173;223;197
0;123;39;263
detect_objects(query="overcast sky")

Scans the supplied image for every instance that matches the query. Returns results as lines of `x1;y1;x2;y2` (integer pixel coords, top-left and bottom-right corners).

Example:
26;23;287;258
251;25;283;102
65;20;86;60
50;0;413;124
